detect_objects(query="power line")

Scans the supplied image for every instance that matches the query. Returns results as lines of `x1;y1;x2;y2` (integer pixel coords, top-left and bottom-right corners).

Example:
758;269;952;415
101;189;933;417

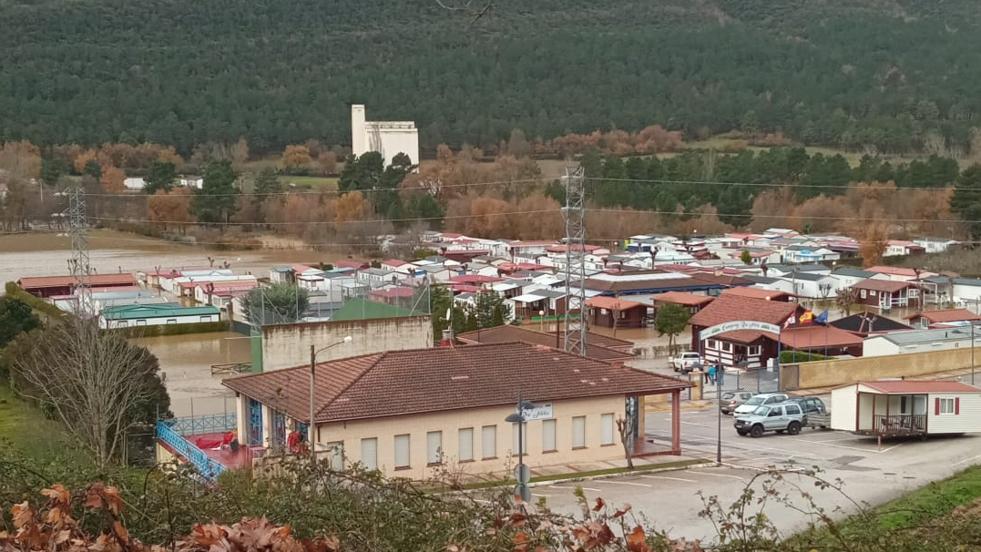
584;176;957;192
87;206;969;227
79;177;544;198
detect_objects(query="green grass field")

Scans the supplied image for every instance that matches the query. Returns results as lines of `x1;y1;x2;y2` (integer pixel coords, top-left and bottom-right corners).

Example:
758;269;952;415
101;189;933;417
278;175;339;190
0;384;83;465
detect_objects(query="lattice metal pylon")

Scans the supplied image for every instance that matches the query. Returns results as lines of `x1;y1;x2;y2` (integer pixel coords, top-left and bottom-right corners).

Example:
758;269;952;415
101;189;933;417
67;181;92;315
562;166;587;356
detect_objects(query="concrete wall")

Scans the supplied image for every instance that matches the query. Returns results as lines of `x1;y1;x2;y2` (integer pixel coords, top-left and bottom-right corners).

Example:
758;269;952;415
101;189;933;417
784;346;979;390
312;395;627;480
261;315;432;371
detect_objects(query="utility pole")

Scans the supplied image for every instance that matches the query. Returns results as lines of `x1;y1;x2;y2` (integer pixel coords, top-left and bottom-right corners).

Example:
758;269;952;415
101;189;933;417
562;166;587;356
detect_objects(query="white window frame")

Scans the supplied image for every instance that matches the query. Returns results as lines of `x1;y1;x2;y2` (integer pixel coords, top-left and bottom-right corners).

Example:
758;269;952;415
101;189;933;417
360;438;377;470
458;428;474;462
721;341;733;353
707;339;718;350
426;431;443;465
572;416;586;449
481;425;497;459
600;413;616;446
748;345;762;356
326;441;344;471
542;419;557;452
939;398;956;415
859;289;867;299
394;434;410;469
511;422;528;455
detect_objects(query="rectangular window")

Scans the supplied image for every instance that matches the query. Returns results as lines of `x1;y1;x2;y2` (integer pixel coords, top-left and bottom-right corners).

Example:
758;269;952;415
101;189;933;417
426;431;443;465
511;423;528;455
394;434;410;468
481;425;497;459
542;419;557;452
458;428;474;461
572;416;586;449
360;438;378;470
721;341;733;353
326;441;344;471
748;345;762;356
166;318;178;324
869;290;877;296
860;289;867;299
200;315;212;322
707;339;718;349
136;320;147;326
939;398;956;414
601;413;615;445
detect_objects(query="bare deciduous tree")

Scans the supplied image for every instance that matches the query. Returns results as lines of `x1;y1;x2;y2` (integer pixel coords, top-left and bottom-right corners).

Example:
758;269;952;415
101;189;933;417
615;417;634;470
11;318;168;467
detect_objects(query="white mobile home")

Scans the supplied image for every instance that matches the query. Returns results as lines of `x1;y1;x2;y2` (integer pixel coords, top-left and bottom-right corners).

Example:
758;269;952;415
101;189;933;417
830;381;981;439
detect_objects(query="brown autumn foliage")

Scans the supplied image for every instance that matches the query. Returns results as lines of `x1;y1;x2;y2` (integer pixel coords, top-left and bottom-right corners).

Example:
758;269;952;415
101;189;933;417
147;188;194;233
541;125;683;157
280;145;313;170
0;141;42;180
0;482;694;552
404;146;541;201
99;165;126;193
860;223;888;267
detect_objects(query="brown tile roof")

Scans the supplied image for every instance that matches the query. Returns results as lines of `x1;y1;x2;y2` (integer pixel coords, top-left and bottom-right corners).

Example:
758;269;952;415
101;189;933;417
18;273;137;289
852;279;914;293
689;294;799;329
778;325;864;349
586;296;645;311
654;291;715;307
721;287;793;301
906;309;981;324
858;381;981;394
456;325;634;360
223;342;686;423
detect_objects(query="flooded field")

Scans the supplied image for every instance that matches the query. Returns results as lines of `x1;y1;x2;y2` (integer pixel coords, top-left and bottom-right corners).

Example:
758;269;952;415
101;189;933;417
131;331;252;418
0;229;335;283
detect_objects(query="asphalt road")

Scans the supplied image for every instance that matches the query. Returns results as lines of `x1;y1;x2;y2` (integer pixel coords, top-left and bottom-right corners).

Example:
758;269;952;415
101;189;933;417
535;407;981;543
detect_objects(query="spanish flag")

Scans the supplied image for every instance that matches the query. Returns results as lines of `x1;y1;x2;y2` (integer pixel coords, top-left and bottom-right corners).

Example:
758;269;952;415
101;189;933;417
800;310;814;325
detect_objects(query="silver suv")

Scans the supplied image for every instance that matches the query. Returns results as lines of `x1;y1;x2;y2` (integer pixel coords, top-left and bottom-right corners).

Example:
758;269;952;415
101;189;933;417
732;393;789;416
734;402;805;437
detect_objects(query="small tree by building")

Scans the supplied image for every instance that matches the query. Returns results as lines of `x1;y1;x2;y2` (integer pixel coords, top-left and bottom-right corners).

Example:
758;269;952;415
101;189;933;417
740;249;752;265
835;287;859;316
655;303;691;355
242;283;309;325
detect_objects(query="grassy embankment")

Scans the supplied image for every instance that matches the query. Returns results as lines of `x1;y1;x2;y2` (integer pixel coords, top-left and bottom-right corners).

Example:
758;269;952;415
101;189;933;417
794;463;981;548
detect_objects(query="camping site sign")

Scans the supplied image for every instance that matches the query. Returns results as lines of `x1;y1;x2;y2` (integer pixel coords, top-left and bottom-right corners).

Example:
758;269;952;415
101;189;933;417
699;320;782;341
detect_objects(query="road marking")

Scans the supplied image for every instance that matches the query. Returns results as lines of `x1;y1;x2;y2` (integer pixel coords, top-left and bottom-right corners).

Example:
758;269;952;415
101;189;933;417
601;480;653;488
689;471;747;482
639;475;696;483
879;442;904;454
533;492;552;498
954;453;981;466
551;485;602;492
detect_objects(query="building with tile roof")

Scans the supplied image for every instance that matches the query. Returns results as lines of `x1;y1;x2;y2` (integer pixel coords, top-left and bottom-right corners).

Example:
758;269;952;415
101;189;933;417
223;342;689;479
688;294;805;369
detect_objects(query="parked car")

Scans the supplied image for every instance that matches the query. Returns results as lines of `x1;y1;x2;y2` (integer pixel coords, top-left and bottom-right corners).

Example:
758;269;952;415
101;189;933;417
732;393;789;416
720;391;754;415
787;396;830;429
669;352;702;373
734;402;806;437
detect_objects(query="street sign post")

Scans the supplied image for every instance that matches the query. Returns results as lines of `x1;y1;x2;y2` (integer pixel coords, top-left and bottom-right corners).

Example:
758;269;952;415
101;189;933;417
514;463;531;484
519;402;553;421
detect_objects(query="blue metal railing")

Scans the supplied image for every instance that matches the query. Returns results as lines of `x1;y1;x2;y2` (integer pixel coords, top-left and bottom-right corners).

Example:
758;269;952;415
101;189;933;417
167;413;237;436
156;421;226;481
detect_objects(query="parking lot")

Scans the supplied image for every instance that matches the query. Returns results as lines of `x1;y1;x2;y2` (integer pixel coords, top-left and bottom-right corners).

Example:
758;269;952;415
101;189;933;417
536;405;981;542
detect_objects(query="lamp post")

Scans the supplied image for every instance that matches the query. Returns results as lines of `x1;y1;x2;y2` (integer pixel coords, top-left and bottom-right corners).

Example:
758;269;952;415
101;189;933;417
539;310;545;332
505;398;533;502
309;336;353;466
716;374;722;466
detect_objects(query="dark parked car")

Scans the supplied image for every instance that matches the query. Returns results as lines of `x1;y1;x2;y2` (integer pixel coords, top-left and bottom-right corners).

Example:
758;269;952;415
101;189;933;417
786;396;830;429
720;391;754;415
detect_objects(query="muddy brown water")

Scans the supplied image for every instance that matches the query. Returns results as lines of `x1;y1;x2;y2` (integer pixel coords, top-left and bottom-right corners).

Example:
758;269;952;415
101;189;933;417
131;331;253;418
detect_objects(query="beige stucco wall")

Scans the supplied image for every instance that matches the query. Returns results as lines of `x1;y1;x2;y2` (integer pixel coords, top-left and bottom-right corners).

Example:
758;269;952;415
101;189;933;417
311;395;630;480
787;347;977;390
261;315;433;371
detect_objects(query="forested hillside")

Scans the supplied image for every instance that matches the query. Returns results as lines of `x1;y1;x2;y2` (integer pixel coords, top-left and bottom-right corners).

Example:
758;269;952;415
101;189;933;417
1;0;979;154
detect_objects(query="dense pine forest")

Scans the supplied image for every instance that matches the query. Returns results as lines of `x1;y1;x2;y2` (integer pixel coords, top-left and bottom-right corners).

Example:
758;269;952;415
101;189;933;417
1;0;980;155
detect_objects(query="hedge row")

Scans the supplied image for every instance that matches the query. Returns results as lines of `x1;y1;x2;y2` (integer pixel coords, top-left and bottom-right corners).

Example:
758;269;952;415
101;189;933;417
780;350;830;363
3;282;67;320
109;320;230;338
